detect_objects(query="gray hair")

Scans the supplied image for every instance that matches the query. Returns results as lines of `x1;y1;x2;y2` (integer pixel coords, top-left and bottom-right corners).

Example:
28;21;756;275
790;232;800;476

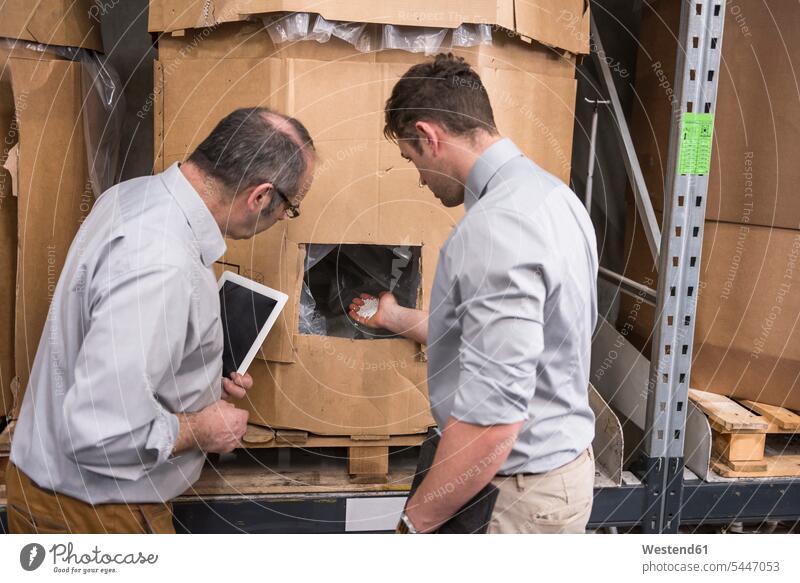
188;107;314;207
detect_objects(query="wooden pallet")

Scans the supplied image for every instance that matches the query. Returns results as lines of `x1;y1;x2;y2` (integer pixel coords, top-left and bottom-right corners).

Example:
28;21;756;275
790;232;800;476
0;421;423;486
689;389;800;478
0;420;11;457
239;424;426;483
0;420;13;500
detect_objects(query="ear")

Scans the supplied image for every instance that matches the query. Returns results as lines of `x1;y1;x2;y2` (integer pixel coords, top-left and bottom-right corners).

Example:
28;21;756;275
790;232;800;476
414;121;442;156
245;182;275;213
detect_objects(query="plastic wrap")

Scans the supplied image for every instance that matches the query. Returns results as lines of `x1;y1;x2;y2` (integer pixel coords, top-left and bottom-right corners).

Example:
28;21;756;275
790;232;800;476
298;281;328;335
79;52;124;196
452;24;493;48
382;25;448;55
309;16;373;51
0;38;123;197
261;13;492;54
263;12;311;44
304;243;336;270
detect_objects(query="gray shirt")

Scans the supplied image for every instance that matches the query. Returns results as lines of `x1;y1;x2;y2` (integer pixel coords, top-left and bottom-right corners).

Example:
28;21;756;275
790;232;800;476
427;139;597;474
11;162;225;504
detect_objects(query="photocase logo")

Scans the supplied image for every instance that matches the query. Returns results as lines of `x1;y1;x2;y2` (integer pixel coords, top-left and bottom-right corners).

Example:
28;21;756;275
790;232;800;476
20;543;46;571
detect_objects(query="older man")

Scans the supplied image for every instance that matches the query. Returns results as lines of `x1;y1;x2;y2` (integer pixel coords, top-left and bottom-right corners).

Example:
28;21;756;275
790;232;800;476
6;107;315;533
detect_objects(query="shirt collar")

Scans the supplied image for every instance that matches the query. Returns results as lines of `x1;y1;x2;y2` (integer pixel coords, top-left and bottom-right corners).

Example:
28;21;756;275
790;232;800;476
160;162;226;267
464;138;524;212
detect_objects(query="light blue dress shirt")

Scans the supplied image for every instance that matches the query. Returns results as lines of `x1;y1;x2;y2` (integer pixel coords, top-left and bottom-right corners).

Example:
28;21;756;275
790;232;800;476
427;139;598;474
11;162;226;503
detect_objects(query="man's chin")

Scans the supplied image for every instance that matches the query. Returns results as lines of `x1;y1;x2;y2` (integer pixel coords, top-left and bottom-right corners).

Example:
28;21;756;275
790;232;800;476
434;193;463;208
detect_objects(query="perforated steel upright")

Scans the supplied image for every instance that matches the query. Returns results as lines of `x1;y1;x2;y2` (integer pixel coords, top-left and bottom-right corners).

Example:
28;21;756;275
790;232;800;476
641;0;726;533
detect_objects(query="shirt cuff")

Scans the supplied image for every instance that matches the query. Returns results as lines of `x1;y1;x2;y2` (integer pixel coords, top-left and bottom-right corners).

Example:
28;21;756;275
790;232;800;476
144;408;180;469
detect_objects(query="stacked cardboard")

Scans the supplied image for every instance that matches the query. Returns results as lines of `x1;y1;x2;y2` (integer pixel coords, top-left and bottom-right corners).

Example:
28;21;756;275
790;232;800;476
619;1;800;410
149;0;589;436
0;1;103;417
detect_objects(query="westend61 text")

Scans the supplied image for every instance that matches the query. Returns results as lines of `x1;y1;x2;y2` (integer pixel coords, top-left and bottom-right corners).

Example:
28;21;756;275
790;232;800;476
642;544;708;555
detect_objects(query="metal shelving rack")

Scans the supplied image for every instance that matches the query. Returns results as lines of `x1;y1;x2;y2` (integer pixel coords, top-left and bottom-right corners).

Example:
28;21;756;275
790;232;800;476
591;0;800;533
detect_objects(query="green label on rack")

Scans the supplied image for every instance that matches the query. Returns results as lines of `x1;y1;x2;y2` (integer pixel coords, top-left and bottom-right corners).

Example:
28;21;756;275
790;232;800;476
678;112;714;175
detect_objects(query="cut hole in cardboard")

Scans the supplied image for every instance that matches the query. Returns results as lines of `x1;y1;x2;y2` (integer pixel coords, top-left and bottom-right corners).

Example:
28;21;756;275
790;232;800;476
300;243;421;339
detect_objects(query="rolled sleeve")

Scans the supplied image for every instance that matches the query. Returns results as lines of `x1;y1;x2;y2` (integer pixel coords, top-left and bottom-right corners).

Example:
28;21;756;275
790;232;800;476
61;264;192;481
448;211;548;425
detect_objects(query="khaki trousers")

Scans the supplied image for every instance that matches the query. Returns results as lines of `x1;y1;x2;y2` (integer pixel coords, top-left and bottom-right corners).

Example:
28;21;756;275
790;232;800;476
488;447;594;534
5;462;176;534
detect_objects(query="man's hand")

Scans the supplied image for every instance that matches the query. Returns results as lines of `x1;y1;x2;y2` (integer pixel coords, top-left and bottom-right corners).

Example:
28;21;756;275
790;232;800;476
348;292;398;329
222;372;253;400
173;400;249;455
348;292;429;345
403;417;521;533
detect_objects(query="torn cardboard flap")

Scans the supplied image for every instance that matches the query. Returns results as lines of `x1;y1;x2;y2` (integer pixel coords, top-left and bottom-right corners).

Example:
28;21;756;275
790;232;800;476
149;0;589;55
2;144;19;199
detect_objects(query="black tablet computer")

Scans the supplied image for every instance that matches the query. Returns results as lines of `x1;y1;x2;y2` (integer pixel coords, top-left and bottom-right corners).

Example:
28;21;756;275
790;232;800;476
218;271;288;377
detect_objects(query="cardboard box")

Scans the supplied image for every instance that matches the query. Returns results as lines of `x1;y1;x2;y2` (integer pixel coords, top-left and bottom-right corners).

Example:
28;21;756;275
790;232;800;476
151;1;587;435
693;222;800;410
629;0;800;230
0;1;100;416
0;66;16;415
0;0;102;51
619;207;800;411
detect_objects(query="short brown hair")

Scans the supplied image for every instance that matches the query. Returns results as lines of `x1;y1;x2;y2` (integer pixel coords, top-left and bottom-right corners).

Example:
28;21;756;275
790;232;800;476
384;53;497;151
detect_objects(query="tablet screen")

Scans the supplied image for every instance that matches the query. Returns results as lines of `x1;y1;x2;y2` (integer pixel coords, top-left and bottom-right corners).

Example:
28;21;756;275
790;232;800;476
220;279;279;377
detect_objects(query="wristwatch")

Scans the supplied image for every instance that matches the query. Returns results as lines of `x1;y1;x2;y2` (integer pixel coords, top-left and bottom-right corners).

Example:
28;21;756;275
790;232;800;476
397;511;419;534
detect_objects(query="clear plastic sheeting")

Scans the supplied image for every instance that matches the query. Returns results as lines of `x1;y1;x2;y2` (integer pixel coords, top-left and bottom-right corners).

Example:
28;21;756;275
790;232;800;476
382;25;448;55
261;13;492;55
301;243;421;338
452;23;493;48
304;243;337;270
79;52;124;197
0;37;123;197
308;17;372;52
263;11;310;44
299;281;328;336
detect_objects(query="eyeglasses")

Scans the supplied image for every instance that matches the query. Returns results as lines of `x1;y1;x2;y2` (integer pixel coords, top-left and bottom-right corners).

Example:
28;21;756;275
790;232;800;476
274;186;301;219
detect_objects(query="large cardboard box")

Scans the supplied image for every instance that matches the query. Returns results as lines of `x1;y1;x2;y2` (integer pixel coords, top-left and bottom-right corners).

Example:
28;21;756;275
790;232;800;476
620;207;800;412
150;0;588;435
0;2;101;417
629;0;800;230
0;76;16;416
